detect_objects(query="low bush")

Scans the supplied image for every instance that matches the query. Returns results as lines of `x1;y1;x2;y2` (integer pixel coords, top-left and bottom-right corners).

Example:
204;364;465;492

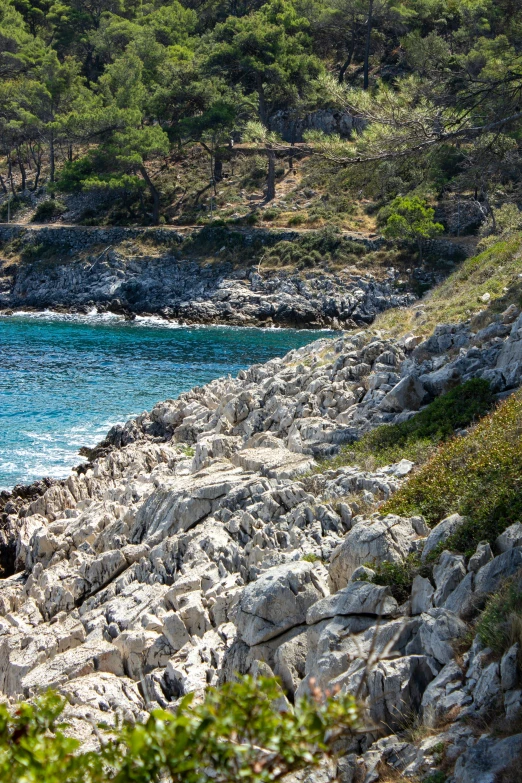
302;552;321;562
0;677;360;783
55;156;95;192
324;378;494;471
288;213;307;226
20;242;46;262
422;772;447;783
477;577;522;656
383;389;522;555
32;199;67;222
364;554;431;603
261;227;367;269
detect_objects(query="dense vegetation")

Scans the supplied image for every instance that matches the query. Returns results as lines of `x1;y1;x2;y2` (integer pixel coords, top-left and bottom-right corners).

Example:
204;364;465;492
383;389;522;556
323;377;495;470
1;0;522;230
0;677;359;783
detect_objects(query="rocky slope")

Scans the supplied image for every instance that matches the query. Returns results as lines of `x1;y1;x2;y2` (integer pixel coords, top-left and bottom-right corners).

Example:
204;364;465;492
1;301;522;781
0;226;416;327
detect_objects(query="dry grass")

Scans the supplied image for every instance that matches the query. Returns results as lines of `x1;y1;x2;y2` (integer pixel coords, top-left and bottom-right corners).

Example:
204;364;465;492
375;233;522;339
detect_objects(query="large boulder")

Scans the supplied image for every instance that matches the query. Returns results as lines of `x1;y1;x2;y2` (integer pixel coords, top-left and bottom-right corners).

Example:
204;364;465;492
417;608;467;665
329;514;420;590
367;655;438;731
380;375;426;413
453;733;522;783
411;575;434;615
496;523;522;553
421;514;467;562
495;311;522;388
235;561;328;646
421;661;469;726
474;548;522;599
306;582;398;625
21;640;124;696
432;552;466;607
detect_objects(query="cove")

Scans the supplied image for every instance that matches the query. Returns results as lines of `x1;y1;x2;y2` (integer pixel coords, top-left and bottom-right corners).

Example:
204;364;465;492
0;312;331;491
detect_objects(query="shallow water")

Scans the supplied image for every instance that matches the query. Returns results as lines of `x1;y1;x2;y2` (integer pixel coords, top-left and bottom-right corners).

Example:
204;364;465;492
0;312;331;491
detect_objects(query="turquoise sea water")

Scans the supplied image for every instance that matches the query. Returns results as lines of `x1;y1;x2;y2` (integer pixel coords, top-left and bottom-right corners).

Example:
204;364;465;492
0;312;330;491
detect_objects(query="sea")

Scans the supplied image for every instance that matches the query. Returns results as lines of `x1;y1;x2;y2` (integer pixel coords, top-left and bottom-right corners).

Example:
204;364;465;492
0;311;331;491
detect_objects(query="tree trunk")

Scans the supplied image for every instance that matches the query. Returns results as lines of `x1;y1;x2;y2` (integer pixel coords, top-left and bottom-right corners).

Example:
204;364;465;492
8;157;15;195
18;154;26;192
0;174;7;195
266;150;276;202
33;162;42;191
138;189;147;221
193;182;212;205
213;155;223;184
417;236;423;264
339;35;355;84
257;77;268;126
363;0;374;90
139;165;160;224
49;131;55;183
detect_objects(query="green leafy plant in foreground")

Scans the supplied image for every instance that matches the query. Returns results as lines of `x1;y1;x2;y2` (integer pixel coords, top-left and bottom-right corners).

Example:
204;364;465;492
383;389;522;555
0;677;360;783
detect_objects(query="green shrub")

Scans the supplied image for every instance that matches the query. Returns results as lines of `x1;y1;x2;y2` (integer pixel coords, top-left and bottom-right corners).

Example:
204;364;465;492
261;228;367;269
0;677;360;783
383;389;522;554
325;378;495;471
477;578;522;656
302;552;321;562
366;554;431;603
20;242;50;262
288;213;307;226
32;199;67;222
423;772;447;783
55;156;95;192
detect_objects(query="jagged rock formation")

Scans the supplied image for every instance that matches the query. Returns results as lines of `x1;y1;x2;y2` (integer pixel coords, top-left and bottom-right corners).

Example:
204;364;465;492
1;305;522;777
0;226;415;327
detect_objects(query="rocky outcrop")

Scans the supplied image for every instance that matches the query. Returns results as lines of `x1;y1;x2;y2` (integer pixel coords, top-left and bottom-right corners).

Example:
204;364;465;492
1;302;522;780
0;225;414;328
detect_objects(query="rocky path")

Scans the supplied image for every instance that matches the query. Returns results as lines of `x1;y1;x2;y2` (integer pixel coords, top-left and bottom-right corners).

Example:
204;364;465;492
0;220;378;241
1;304;522;780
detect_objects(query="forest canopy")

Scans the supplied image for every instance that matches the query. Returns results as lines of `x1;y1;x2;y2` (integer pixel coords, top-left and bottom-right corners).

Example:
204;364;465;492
1;0;521;226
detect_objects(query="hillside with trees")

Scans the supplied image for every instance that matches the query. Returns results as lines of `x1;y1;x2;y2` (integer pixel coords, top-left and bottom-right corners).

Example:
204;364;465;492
0;0;521;238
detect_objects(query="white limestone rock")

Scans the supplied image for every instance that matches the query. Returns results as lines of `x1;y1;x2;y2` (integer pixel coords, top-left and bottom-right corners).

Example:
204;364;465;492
329;514;419;591
236;561;329;646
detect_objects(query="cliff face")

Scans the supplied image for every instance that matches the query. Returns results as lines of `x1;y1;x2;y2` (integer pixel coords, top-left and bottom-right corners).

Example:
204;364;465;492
1;300;522;781
0;225;417;327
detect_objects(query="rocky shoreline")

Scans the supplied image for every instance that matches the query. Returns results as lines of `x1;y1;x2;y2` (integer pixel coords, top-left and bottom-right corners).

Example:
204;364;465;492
1;297;522;781
0;224;423;328
0;258;415;329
